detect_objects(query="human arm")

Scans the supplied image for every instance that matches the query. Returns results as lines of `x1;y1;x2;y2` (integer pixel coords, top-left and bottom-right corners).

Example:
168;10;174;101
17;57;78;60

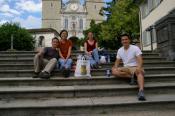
66;44;72;60
136;55;143;70
113;58;121;69
37;47;45;57
95;41;98;49
135;46;143;71
58;48;65;60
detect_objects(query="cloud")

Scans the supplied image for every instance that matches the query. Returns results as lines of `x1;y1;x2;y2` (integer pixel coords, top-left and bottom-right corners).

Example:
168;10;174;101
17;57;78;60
16;0;41;13
0;4;20;17
13;15;41;29
0;20;8;25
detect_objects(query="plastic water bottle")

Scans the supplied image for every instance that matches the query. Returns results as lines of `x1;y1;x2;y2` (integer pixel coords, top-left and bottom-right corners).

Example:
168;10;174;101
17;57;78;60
106;69;111;77
107;55;110;63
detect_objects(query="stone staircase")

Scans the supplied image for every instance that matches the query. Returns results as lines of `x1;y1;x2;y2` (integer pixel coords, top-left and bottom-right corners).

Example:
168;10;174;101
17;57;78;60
0;51;175;116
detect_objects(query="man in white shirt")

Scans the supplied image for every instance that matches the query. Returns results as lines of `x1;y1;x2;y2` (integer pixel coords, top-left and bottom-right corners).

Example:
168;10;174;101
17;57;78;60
112;34;146;101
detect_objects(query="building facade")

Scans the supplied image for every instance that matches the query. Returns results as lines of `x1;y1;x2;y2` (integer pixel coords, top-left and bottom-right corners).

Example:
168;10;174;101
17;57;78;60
139;0;175;51
42;0;104;38
139;0;175;60
28;28;59;48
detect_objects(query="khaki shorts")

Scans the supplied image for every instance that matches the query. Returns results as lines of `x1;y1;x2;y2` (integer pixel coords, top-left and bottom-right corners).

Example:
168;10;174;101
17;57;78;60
120;67;144;75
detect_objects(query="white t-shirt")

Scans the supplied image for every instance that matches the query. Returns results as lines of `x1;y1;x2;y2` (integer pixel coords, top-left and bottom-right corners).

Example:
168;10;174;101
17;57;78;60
117;45;142;67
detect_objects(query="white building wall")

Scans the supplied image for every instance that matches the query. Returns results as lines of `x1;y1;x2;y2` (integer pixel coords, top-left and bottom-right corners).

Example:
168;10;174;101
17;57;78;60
32;33;57;48
140;0;175;50
142;0;175;31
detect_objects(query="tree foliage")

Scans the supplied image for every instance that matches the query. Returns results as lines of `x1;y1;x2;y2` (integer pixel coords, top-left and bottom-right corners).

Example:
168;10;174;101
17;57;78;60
84;0;140;49
0;22;35;51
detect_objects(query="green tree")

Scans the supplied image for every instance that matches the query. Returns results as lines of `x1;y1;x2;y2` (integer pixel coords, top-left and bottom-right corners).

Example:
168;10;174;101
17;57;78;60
84;0;140;49
0;22;35;51
101;0;140;40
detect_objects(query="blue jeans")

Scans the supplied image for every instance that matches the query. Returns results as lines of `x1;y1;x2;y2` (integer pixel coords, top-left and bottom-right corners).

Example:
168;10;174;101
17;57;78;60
58;58;73;69
89;48;100;66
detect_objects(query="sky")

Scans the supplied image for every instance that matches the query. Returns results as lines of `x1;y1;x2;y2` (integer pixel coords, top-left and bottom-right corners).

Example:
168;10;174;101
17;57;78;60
0;0;112;29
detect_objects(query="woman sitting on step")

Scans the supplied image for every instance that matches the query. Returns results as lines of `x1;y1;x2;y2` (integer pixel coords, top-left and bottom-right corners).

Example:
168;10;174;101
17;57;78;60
58;30;73;78
84;32;100;68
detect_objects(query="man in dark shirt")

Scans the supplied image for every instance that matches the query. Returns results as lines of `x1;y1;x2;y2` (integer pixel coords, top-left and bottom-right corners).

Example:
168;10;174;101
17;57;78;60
33;37;59;79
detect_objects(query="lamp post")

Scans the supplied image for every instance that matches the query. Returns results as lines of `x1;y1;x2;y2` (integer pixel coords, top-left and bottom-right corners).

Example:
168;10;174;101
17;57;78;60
11;34;14;50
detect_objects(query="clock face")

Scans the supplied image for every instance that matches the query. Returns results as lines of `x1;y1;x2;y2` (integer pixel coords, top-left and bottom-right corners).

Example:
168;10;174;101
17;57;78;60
70;3;78;11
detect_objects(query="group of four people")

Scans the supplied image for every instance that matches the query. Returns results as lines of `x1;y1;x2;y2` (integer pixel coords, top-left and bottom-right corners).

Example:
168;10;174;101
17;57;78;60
33;30;146;101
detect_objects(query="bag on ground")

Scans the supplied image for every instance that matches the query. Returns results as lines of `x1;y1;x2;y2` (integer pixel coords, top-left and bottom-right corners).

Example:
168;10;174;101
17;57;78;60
74;55;91;77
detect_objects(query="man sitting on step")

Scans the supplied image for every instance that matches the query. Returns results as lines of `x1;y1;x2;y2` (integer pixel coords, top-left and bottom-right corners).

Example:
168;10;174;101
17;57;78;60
112;34;146;101
33;37;59;79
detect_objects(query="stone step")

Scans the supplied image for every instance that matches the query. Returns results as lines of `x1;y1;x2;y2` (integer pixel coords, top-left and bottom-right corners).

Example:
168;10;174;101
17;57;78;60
0;57;166;65
0;61;175;70
0;82;174;99
0;50;155;54
0;74;174;86
0;53;160;57
0;67;175;77
0;55;163;60
0;94;174;116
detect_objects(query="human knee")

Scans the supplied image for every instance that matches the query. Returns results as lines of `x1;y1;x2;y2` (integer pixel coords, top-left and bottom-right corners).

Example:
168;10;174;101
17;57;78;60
135;69;143;75
50;58;57;63
93;48;98;52
35;54;40;58
112;68;119;76
67;59;73;63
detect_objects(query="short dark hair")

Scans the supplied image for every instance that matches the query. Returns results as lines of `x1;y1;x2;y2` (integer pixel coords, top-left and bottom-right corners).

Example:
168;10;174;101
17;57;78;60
52;37;59;41
60;29;68;37
120;34;131;40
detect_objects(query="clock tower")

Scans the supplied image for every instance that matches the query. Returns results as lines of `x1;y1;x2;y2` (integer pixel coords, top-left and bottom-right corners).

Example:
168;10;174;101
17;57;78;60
42;0;105;38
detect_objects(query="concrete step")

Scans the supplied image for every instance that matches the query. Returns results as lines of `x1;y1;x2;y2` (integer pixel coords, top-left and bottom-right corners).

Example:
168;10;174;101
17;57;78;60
0;67;175;77
0;50;156;54
0;53;160;57
0;74;174;86
0;61;175;70
0;57;166;65
0;55;163;59
0;82;174;99
0;94;174;116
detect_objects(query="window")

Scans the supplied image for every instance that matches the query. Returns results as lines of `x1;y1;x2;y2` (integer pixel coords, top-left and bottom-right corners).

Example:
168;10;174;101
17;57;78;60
142;31;151;46
141;0;162;19
64;19;68;29
141;1;149;18
79;19;83;30
94;5;96;9
51;3;53;7
72;22;76;30
38;36;45;47
72;16;76;20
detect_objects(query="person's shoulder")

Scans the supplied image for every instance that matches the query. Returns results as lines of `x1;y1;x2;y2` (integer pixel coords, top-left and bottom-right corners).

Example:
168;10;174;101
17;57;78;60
68;39;72;43
117;46;124;53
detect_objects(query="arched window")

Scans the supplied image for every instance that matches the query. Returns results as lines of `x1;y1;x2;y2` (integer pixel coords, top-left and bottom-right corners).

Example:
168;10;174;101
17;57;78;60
79;19;83;30
38;36;45;47
64;19;68;29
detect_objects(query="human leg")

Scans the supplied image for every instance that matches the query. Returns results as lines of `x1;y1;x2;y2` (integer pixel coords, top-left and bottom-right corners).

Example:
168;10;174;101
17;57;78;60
33;54;44;78
59;58;66;70
92;48;100;64
112;67;132;78
64;59;73;69
43;58;57;73
135;68;146;101
39;58;57;79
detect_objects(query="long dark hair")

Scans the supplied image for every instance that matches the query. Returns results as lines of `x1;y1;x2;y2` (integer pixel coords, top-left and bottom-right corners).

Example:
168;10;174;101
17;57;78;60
59;30;68;38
